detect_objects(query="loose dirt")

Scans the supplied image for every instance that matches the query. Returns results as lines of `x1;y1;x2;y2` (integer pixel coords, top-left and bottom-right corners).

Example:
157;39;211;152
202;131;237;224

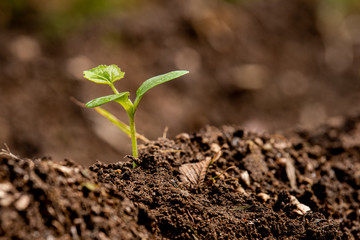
1;114;360;239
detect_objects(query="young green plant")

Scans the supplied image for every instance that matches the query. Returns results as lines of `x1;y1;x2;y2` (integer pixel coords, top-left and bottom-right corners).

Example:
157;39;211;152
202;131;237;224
83;64;189;162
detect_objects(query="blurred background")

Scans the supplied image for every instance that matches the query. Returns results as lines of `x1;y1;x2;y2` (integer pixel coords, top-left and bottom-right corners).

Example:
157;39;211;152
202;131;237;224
0;0;359;165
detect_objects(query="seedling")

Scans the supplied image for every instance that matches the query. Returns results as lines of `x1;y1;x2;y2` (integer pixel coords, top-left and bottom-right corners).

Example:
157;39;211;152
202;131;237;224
83;64;189;163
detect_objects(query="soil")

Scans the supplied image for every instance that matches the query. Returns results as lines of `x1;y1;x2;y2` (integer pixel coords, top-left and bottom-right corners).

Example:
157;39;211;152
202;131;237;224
1;114;360;239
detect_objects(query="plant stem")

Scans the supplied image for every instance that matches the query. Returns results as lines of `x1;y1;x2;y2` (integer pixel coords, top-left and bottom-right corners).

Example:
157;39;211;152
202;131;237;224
127;110;138;159
110;83;119;94
95;107;131;135
94;106;149;142
110;82;138;163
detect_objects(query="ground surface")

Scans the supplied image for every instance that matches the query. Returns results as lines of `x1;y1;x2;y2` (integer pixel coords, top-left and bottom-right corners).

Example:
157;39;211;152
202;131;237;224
1;114;359;239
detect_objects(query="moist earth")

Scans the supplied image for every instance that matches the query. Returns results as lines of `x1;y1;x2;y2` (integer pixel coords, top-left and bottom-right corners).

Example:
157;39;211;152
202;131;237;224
1;114;360;239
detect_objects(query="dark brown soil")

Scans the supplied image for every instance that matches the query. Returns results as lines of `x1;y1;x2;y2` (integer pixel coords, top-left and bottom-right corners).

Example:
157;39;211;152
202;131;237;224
1;114;360;239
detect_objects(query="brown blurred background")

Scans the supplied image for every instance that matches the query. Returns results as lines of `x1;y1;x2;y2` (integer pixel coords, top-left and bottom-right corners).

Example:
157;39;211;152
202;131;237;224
0;0;359;165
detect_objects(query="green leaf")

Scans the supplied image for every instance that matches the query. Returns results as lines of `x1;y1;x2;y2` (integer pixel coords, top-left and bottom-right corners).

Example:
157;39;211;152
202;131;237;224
83;64;125;84
85;92;129;108
134;70;189;109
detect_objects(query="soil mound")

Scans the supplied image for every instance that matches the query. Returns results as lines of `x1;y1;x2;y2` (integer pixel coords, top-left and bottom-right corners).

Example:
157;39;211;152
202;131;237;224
1;114;360;239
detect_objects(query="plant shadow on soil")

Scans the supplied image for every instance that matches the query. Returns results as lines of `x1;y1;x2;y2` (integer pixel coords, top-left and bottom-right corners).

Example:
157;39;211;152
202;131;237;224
1;114;360;239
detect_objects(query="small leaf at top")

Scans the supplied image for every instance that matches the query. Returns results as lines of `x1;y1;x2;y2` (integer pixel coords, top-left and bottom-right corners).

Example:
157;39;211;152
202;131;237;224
134;70;189;109
83;65;125;84
85;92;129;108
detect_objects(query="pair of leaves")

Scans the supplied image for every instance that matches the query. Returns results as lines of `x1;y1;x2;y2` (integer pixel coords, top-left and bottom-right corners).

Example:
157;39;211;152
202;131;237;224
84;65;189;110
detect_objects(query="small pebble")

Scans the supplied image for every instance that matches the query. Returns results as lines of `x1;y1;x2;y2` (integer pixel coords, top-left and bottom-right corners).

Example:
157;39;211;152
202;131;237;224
15;194;31;211
262;143;272;151
290;195;311;215
52;164;73;175
254;138;263;146
124;206;132;214
98;232;111;240
274;141;288;149
180;190;190;197
240;171;251;187
257;193;270;202
70;225;79;238
210;143;221;153
234;186;248;196
0;195;14;207
175;133;190;141
46;235;55;240
0;182;12;192
300;176;313;186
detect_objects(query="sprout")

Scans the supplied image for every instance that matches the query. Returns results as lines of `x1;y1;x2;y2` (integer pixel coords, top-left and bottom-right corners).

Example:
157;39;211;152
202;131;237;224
84;64;189;166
